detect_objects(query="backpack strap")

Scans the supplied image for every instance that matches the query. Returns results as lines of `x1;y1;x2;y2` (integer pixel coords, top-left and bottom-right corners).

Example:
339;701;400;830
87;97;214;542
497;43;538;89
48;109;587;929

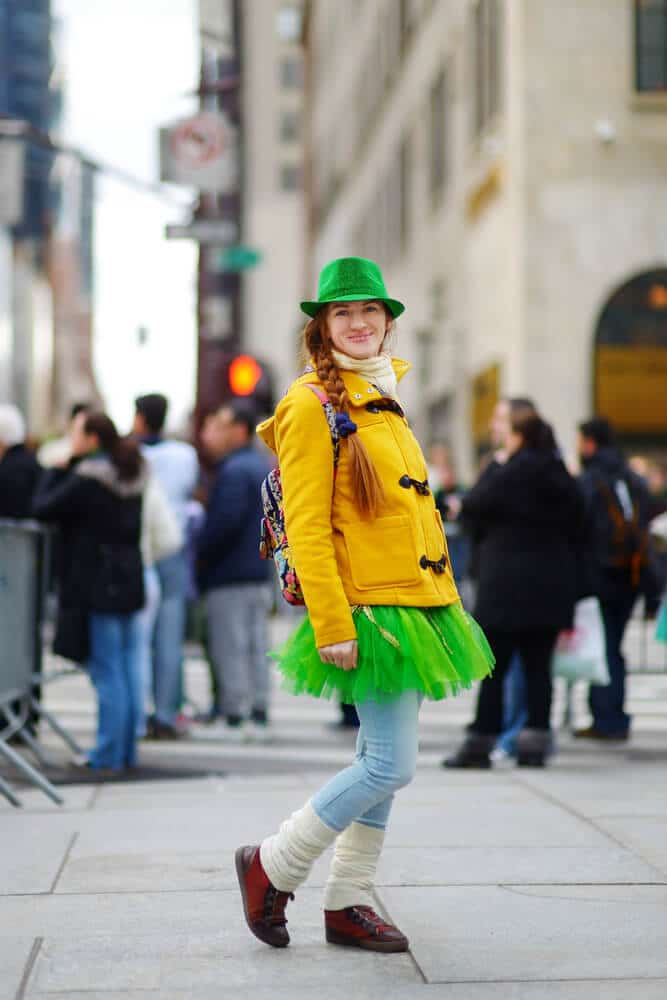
303;384;341;470
596;478;647;585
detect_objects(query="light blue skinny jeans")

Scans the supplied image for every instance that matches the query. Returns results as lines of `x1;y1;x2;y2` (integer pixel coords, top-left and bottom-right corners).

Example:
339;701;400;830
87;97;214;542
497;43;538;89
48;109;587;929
311;690;421;831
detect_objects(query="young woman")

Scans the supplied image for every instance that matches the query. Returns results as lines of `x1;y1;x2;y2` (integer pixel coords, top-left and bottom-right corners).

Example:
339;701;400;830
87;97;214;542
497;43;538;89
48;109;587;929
33;411;148;773
235;256;493;952
445;411;585;769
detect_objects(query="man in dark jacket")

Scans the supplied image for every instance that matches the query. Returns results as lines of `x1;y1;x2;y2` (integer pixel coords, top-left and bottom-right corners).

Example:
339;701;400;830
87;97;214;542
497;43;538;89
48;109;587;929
575;418;659;741
0;405;41;518
197;402;272;740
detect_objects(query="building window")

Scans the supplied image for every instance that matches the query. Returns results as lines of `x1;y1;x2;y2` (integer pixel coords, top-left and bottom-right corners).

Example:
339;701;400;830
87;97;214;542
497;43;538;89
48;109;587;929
280;56;303;89
429;67;449;201
279;109;301;143
472;0;502;136
635;0;667;92
280;163;302;191
276;5;302;43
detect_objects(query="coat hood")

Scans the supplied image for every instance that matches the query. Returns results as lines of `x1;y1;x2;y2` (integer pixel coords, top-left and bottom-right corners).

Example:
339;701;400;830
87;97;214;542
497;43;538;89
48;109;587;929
257;356;411;455
76;455;149;498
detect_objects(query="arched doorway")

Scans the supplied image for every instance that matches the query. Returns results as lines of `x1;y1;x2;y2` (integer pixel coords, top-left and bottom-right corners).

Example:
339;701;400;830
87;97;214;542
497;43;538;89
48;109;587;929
594;269;667;448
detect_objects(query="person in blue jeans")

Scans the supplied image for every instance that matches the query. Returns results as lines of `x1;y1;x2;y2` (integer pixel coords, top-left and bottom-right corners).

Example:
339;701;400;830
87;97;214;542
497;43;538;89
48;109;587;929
133;393;198;738
33;411;148;774
87;612;143;770
233;257;494;952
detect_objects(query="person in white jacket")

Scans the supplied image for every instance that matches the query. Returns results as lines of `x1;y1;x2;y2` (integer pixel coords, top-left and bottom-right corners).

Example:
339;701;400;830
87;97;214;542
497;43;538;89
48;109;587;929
136;475;182;738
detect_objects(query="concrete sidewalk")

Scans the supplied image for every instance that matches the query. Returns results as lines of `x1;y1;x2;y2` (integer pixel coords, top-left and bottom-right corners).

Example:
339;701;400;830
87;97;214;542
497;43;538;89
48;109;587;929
2;650;667;998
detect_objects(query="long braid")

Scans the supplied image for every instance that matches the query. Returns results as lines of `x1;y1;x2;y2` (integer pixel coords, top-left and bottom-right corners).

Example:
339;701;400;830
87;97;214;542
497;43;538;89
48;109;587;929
305;313;384;519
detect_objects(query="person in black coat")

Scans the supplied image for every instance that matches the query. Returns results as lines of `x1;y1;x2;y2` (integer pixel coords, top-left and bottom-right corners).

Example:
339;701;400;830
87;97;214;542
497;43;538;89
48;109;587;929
0;405;42;518
33;412;148;774
445;413;586;768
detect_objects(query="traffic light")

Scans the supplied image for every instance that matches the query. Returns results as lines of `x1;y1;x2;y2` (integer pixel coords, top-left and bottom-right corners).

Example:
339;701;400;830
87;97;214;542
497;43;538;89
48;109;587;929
229;354;263;396
225;353;274;416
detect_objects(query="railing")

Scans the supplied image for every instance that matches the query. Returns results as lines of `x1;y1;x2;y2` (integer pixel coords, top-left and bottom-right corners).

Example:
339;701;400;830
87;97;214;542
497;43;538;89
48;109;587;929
0;519;83;806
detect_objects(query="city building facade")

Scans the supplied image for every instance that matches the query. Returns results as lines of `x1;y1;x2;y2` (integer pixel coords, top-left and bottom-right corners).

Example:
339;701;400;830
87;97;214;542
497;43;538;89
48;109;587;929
241;0;306;402
304;0;667;477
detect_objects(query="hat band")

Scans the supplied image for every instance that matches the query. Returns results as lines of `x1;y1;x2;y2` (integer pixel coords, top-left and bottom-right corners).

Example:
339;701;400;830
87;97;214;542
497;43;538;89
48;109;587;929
319;286;387;301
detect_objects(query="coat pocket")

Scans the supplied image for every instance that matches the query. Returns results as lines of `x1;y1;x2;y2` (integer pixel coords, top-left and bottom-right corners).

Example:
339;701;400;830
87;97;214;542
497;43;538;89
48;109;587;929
342;515;422;590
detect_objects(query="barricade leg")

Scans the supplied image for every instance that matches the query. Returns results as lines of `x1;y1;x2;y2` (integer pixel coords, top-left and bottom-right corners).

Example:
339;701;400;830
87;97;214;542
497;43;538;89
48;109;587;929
1;704;53;767
0;740;64;805
0;774;22;807
29;696;85;755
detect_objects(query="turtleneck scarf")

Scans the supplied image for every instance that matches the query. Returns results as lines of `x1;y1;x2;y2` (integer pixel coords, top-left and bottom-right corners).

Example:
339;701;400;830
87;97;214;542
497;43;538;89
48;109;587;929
330;349;399;400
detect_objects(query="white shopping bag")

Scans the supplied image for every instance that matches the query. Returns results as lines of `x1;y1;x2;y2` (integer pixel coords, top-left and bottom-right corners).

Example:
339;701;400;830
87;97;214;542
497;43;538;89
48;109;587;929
552;597;610;685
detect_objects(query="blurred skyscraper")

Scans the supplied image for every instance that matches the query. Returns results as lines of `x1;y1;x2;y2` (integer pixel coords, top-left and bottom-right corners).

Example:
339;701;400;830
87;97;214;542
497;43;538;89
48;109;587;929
0;0;99;434
303;0;667;475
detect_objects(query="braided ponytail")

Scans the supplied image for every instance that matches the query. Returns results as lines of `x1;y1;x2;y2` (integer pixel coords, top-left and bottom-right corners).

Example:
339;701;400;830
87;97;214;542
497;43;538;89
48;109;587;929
304;312;385;519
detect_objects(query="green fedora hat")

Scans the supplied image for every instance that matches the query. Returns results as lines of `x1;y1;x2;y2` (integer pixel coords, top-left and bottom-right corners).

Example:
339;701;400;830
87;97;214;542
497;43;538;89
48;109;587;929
300;256;405;318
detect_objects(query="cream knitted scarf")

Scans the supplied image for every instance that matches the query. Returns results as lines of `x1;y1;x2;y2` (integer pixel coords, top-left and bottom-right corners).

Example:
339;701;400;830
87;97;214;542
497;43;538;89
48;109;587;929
330;349;399;399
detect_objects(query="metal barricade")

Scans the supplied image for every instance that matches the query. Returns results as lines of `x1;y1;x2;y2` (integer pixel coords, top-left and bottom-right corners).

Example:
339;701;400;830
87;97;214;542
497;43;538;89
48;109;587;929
0;519;63;805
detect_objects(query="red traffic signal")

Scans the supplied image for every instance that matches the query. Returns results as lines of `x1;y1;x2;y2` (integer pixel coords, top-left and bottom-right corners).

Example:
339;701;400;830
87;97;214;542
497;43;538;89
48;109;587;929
228;354;263;396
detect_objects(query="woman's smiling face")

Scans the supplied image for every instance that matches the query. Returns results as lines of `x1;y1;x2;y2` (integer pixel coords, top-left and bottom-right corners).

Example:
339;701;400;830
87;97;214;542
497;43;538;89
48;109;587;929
326;300;390;359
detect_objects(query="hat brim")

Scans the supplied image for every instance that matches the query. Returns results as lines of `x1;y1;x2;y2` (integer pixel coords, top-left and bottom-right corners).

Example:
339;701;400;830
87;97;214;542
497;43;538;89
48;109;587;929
300;294;405;319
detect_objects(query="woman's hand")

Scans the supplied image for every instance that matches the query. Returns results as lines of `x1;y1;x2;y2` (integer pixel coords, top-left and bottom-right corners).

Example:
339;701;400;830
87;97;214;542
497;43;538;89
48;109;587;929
318;640;358;671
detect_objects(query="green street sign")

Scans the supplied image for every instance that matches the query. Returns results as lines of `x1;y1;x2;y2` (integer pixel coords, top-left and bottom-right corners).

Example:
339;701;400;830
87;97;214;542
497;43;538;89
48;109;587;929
215;246;262;271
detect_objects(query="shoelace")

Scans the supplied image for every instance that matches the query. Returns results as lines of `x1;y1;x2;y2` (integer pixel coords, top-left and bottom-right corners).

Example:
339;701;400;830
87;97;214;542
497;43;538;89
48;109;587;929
263;886;295;926
350;906;395;935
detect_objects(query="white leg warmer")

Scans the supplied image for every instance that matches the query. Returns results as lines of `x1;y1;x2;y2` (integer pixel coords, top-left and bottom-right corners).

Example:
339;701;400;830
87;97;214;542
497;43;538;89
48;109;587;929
260;801;338;893
323;821;385;911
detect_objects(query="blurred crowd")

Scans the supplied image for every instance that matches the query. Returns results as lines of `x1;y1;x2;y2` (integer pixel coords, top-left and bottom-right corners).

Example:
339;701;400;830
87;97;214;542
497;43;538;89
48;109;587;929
1;391;666;776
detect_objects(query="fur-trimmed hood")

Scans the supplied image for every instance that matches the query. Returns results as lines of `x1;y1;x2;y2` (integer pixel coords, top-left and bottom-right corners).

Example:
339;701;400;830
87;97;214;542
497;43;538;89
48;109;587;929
75;455;149;498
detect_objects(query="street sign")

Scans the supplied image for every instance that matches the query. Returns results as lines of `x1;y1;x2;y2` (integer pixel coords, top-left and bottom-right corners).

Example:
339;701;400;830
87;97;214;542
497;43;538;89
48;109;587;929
215;246;262;271
165;220;238;243
159;110;238;193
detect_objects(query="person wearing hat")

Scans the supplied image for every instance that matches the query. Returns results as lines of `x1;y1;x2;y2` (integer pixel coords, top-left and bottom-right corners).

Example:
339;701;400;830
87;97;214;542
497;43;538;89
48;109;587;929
235;257;493;952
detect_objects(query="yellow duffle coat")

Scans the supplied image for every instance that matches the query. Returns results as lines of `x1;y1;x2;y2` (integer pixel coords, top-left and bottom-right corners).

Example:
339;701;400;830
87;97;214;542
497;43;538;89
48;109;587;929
257;358;460;648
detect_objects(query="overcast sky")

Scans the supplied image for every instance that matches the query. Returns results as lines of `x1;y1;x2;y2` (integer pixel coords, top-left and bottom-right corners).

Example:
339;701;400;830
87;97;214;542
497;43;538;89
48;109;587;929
55;0;199;431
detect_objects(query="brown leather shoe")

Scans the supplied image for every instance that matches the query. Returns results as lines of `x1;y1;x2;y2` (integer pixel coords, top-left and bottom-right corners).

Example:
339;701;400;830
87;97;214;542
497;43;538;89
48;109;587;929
324;905;409;953
235;845;294;948
574;726;629;741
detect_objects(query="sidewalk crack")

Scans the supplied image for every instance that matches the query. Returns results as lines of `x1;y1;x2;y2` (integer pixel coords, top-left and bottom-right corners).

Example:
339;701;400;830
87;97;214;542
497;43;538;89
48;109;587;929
49;832;78;893
15;937;42;1000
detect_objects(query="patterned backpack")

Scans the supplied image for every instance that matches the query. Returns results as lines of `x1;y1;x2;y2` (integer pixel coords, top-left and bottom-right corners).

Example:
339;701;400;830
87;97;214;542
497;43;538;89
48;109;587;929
259;386;341;605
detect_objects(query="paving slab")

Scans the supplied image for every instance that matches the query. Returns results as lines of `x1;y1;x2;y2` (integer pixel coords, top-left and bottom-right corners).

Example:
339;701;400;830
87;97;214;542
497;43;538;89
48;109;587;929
0;783;96;813
23;890;419;995
375;845;662;886
0;825;75;895
379;884;667;983
590;814;667;851
383;797;610;848
21;983;667;1000
516;768;667;819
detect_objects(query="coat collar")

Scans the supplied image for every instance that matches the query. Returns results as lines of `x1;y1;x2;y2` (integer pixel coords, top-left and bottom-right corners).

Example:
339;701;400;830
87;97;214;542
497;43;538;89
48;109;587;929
295;356;411;408
256;357;411;453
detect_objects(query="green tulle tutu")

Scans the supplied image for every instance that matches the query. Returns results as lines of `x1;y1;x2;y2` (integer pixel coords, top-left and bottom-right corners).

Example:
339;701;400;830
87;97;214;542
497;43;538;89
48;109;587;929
270;602;494;705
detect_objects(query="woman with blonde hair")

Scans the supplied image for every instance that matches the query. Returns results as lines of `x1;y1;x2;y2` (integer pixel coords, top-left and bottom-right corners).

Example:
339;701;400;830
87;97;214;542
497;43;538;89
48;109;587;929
235;257;493;952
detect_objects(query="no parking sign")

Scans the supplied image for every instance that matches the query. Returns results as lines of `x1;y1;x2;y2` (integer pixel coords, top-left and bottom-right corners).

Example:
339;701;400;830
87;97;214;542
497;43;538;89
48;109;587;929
160;110;238;193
